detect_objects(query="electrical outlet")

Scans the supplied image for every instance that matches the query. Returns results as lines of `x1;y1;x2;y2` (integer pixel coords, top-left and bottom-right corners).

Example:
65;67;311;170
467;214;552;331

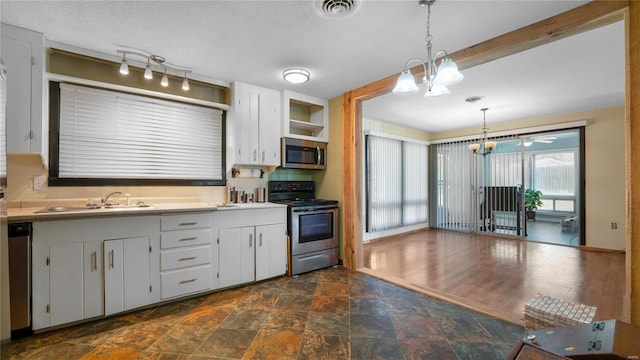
33;175;47;190
611;222;618;230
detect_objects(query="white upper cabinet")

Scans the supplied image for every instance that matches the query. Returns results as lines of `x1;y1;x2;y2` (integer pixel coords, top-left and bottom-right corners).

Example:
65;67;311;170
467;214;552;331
1;23;47;163
227;81;281;168
283;90;328;142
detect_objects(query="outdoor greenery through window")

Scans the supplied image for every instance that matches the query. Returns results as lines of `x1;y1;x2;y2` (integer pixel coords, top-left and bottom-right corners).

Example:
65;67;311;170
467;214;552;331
49;82;225;186
365;133;428;233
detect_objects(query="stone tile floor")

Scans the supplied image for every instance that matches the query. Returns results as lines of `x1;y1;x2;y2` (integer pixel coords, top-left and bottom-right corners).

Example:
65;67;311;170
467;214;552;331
1;267;524;359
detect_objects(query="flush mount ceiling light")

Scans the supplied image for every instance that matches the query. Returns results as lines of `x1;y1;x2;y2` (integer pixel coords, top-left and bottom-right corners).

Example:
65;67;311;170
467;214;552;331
392;0;463;98
469;108;496;157
116;49;191;91
283;68;310;84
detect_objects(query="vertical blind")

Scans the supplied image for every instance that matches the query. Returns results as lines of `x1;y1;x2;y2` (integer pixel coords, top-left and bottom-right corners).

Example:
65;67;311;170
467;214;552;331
434;140;474;232
434;136;524;235
366;133;428;233
58;83;223;180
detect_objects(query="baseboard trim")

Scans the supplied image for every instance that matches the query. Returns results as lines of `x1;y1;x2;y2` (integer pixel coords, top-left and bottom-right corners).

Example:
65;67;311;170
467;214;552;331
579;245;625;254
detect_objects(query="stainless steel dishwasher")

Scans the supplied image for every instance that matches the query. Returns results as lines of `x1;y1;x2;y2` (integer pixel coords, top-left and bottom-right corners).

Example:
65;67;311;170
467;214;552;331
8;222;32;338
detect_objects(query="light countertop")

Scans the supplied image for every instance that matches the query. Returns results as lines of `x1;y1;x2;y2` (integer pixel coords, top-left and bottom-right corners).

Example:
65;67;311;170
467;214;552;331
8;202;286;222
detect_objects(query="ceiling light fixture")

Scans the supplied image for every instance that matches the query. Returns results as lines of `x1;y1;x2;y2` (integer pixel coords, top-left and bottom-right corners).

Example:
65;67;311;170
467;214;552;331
160;68;169;87
144;59;153;80
469;108;496;156
283;68;310;84
182;72;190;91
116;49;191;90
119;54;129;75
392;0;463;98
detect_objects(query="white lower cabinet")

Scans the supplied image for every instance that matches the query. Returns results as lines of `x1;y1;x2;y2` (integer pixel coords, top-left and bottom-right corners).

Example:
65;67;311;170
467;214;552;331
48;242;84;327
218;227;255;288
31;208;287;331
40;240;104;328
255;224;287;282
32;216;159;331
160;213;215;299
104;236;151;316
214;207;287;288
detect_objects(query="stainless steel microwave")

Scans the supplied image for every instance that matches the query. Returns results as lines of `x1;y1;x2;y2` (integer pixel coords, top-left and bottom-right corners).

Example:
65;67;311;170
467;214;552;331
281;138;327;169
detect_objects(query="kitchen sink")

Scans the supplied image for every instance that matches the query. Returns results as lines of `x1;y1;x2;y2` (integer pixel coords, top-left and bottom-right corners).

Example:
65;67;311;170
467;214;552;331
35;204;156;213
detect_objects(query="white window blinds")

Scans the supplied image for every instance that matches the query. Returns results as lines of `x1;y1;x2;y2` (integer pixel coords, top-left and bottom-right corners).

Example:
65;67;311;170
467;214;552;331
58;83;223;180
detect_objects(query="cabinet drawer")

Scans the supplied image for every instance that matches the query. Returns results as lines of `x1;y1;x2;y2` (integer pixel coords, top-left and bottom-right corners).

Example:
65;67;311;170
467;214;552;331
161;265;211;299
161;228;211;249
161;246;211;271
161;213;211;231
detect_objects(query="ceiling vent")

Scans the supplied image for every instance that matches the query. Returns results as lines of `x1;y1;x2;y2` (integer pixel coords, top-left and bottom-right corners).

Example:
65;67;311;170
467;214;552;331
314;0;361;19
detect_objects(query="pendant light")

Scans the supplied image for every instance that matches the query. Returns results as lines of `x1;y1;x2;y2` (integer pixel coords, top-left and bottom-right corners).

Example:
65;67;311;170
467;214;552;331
392;0;463;98
469;108;496;156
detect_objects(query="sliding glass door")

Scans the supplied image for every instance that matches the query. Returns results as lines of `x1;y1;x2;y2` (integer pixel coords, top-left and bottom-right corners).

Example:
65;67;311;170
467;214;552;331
431;129;582;246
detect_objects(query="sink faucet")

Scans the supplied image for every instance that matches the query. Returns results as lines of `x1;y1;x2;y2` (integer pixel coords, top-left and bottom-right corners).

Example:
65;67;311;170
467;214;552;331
101;191;122;205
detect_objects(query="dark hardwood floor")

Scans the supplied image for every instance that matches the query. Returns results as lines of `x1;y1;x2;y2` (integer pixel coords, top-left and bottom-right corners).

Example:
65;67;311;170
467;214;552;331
362;229;625;326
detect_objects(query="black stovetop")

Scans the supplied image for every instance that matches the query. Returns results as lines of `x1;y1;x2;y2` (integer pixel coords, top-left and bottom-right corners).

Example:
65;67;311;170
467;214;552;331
268;181;338;208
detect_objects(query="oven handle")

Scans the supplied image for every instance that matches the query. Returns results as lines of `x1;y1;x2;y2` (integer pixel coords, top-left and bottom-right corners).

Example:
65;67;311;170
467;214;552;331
292;206;337;214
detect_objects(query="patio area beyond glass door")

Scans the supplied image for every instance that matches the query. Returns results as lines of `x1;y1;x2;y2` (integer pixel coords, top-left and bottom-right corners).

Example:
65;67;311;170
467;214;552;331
432;129;582;247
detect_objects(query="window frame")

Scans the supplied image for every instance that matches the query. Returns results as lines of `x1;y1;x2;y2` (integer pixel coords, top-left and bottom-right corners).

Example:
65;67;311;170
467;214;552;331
48;81;226;186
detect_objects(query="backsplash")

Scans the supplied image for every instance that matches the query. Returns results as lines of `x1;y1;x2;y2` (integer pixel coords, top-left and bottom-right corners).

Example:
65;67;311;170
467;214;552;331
7;154;226;203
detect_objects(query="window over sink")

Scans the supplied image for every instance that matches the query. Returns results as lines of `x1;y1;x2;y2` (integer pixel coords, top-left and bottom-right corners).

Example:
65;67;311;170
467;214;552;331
48;82;225;186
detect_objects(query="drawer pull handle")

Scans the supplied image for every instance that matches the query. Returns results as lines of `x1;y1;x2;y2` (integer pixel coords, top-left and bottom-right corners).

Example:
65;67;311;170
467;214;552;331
179;278;197;284
178;237;198;242
178;256;197;261
179;222;198;226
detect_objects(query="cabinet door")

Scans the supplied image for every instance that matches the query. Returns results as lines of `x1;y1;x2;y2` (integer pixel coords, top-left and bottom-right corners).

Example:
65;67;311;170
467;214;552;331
49;242;84;327
256;223;287;281
1;36;32;153
123;236;151;311
235;84;260;165
240;227;256;283
104;239;124;316
104;237;151;315
218;227;242;288
218;226;255;288
258;90;281;166
83;240;103;319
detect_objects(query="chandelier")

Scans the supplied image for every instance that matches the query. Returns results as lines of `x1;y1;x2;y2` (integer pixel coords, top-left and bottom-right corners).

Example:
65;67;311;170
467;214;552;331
469;108;496;156
117;49;192;91
391;0;463;98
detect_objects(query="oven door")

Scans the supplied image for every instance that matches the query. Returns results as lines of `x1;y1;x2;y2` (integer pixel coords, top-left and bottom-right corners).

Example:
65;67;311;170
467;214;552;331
290;206;337;256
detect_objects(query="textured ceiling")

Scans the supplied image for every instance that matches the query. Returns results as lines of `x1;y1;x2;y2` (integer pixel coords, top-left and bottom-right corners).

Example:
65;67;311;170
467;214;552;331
1;0;624;132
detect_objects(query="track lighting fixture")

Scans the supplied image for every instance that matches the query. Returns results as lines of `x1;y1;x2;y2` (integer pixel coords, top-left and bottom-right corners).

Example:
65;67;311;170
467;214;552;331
116;49;191;91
